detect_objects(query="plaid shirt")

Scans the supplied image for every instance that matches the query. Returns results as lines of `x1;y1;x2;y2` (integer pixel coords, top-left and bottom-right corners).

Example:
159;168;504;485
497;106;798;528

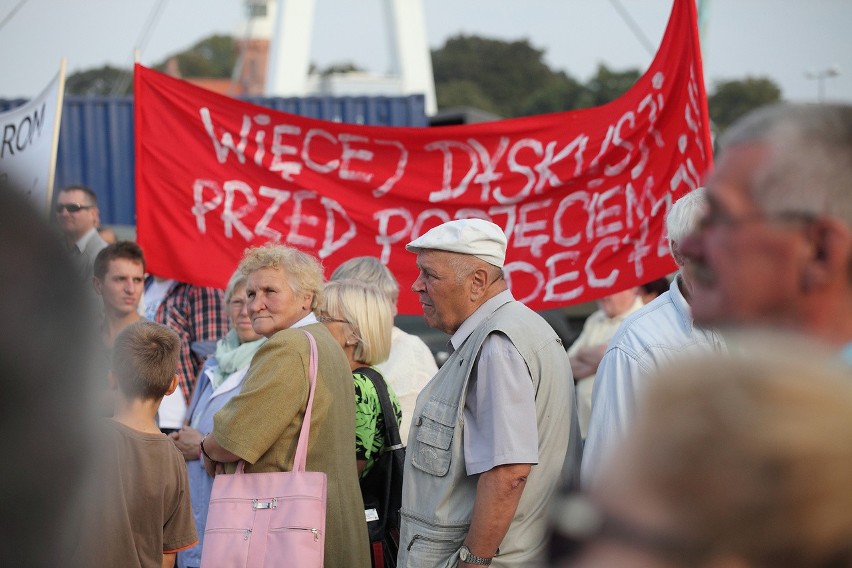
154;282;228;403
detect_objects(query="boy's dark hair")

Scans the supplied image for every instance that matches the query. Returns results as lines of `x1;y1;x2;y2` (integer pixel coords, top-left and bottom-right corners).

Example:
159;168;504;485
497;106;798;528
94;241;146;280
111;321;179;400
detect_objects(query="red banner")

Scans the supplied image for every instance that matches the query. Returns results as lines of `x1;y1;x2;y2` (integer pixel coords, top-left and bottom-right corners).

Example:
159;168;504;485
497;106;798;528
135;0;711;315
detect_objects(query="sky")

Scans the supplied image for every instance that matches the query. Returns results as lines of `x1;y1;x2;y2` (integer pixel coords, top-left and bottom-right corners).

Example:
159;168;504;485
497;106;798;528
1;0;851;105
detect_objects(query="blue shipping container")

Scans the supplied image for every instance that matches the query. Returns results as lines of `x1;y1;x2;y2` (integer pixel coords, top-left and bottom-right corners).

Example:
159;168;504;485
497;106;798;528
1;94;427;225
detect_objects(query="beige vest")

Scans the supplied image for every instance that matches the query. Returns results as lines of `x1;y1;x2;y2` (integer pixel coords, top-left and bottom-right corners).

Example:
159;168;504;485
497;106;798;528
398;300;581;568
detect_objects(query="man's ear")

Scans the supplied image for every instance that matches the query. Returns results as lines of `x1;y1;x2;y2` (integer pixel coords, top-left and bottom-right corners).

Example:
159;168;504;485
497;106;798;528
164;374;179;396
468;267;489;300
670;241;686;267
93;277;103;296
801;216;850;293
107;370;118;391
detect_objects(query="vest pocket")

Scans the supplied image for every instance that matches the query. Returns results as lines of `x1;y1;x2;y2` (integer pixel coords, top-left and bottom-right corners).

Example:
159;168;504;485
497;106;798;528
400;511;467;568
411;398;456;476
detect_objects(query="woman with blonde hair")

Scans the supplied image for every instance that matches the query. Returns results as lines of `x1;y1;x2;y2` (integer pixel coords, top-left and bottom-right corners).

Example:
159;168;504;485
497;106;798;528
200;244;370;568
330;256;438;442
556;336;852;568
321;279;402;477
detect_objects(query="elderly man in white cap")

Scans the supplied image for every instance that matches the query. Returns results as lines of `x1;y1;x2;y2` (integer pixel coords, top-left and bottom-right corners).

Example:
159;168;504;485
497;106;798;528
397;218;581;568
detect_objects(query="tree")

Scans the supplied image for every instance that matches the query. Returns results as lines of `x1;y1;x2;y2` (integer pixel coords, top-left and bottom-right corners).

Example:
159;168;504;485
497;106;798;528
65;35;238;97
65;65;133;96
708;77;782;131
584;64;642;107
319;62;365;76
431;35;644;117
521;73;592;116
431;35;566;117
166;34;236;78
435;80;503;115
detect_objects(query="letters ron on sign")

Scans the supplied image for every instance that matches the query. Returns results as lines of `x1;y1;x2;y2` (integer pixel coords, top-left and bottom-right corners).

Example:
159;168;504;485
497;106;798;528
135;0;711;314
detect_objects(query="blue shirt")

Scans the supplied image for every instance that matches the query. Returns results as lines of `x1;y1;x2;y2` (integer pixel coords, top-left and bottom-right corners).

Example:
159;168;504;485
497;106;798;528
582;275;725;486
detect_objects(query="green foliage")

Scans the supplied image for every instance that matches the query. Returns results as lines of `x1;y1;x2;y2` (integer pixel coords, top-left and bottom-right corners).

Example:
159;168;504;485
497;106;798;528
432;35;569;117
584;64;641;106
170;34;236;78
431;35;642;118
520;73;593;116
436;80;503;115
431;34;784;126
708;76;782;131
65;34;238;96
61;30;783;133
319;62;365;76
65;65;133;96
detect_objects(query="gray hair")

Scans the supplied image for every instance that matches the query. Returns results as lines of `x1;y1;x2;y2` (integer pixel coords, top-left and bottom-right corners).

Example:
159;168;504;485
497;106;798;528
223;269;248;305
719;103;852;227
330;256;400;308
238;244;325;313
666;187;707;264
443;251;503;284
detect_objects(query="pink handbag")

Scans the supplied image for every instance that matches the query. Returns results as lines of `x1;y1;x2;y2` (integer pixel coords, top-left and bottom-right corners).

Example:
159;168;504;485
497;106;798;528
200;330;326;568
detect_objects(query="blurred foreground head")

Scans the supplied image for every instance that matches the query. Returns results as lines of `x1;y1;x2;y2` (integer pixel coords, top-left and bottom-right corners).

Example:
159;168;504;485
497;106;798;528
682;103;852;349
557;334;852;568
0;185;99;565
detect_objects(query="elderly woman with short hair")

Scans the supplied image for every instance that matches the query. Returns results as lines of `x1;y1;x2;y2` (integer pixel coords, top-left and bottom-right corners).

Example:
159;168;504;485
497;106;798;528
170;269;266;568
200;244;370;568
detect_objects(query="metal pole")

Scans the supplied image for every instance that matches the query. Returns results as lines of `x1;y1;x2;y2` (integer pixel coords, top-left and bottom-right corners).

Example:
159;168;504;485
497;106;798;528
806;67;840;103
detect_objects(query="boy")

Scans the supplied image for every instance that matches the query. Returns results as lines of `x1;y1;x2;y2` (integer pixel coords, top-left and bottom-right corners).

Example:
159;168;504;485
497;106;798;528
88;321;197;567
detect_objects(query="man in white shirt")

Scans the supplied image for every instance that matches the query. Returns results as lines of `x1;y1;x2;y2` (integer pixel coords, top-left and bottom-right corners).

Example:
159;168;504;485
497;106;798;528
582;188;725;486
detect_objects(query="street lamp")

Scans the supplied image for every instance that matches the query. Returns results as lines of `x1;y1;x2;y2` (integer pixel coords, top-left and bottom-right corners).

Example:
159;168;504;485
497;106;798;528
805;66;840;102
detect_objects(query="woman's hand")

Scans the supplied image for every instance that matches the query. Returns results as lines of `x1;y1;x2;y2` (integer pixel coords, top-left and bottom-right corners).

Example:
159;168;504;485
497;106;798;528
169;426;203;461
199;432;241;477
202;452;225;478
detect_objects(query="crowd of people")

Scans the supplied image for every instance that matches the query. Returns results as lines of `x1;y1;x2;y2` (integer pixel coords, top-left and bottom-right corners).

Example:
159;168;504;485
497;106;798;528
1;101;851;568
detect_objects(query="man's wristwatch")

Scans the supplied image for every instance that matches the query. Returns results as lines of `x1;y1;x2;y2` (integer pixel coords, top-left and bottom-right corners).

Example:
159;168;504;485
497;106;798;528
459;545;492;566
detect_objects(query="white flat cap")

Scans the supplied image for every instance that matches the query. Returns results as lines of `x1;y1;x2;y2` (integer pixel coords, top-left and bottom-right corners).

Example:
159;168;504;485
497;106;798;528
405;218;508;268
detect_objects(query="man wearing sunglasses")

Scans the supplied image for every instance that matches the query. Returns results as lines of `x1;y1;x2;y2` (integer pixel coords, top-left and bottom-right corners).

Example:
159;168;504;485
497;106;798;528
55;184;107;284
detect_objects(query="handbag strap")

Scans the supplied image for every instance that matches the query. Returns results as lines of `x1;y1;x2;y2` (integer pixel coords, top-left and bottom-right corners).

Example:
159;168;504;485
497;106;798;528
293;329;319;473
354;366;403;450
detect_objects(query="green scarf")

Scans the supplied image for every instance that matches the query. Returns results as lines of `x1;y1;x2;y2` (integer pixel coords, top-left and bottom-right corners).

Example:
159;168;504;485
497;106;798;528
210;329;266;390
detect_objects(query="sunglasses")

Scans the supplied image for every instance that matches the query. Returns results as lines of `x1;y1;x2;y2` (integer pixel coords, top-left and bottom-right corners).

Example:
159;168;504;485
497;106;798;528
55;203;94;213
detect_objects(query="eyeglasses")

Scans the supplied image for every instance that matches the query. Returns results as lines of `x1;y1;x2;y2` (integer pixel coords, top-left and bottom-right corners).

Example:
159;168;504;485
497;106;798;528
55;203;94;214
318;313;349;325
549;494;708;564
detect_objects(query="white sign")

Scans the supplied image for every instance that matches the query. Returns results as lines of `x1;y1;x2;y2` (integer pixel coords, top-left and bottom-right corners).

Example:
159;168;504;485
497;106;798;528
0;62;66;214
